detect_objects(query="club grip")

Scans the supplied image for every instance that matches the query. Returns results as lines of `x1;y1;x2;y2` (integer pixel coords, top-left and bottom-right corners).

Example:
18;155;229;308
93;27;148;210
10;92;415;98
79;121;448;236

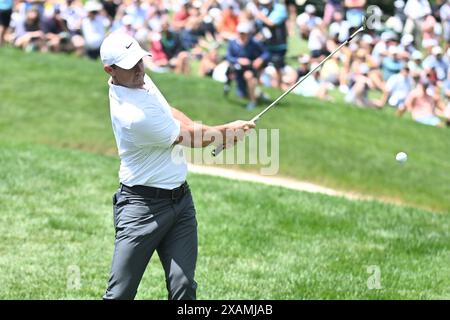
212;144;225;157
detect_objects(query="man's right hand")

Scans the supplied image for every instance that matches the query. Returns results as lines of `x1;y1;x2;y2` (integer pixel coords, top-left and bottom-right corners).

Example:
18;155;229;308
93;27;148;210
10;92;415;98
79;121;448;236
222;120;256;146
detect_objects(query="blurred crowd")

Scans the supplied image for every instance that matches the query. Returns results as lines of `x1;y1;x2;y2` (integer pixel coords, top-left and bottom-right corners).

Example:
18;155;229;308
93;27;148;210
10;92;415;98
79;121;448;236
0;0;449;125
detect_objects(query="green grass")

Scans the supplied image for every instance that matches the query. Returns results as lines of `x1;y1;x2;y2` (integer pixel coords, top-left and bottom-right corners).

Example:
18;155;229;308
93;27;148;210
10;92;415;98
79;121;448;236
1;48;449;213
0;142;448;299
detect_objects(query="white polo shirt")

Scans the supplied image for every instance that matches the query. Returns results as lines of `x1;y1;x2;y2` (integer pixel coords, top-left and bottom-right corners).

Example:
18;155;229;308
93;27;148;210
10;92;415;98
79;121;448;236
108;74;187;189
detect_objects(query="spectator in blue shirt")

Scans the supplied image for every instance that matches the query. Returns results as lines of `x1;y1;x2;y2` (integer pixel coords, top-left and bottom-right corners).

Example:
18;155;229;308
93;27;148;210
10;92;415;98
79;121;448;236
382;46;404;81
226;22;270;110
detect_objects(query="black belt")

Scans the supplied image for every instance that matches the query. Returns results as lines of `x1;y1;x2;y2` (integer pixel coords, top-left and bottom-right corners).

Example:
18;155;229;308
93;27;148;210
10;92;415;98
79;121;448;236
121;181;189;200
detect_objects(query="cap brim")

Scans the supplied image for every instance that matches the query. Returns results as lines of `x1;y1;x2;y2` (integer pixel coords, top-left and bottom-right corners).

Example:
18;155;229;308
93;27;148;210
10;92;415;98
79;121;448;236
115;49;151;70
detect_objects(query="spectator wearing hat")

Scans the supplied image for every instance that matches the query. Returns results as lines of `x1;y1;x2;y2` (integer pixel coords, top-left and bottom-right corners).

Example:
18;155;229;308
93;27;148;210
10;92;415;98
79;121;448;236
328;10;350;44
400;33;417;55
423;46;449;81
226;21;270;110
408;50;424;76
381;46;404;81
296;4;322;40
82;1;109;59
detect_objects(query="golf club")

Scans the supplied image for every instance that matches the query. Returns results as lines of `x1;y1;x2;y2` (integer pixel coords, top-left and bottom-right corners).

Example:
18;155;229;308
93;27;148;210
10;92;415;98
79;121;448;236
212;18;367;157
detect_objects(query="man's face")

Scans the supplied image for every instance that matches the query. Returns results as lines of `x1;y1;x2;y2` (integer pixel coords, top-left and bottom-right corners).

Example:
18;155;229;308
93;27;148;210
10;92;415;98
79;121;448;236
105;59;145;88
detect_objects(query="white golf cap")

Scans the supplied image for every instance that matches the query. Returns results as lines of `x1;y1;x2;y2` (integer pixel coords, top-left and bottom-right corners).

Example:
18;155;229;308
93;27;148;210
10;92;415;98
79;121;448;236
394;0;405;8
381;31;397;42
258;0;272;5
298;54;310;64
236;22;252;34
85;1;102;12
122;15;133;26
305;4;316;14
432;46;443;55
361;34;374;44
401;34;414;46
388;45;400;56
100;32;151;69
411;50;423;60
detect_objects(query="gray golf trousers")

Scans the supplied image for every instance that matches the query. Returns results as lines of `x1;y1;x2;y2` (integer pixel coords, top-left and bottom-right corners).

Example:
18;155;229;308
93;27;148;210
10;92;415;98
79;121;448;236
103;182;198;300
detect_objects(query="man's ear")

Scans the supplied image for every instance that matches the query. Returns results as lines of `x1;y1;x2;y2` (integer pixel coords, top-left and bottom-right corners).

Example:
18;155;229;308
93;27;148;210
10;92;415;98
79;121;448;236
104;65;114;76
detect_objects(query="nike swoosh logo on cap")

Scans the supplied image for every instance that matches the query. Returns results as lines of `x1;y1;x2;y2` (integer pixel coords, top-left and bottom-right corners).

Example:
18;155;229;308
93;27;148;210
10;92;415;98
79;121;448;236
126;42;132;49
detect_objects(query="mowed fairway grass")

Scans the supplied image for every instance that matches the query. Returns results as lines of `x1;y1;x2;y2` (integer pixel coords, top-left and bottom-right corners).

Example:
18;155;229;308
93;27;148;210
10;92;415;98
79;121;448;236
0;49;449;299
0;142;449;299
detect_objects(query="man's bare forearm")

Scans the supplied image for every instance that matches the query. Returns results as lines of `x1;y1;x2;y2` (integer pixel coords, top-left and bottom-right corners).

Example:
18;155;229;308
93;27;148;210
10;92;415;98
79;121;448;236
171;107;194;126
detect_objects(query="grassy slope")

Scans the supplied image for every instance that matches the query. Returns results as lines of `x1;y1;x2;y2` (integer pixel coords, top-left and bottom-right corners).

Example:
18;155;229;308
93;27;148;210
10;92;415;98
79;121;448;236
0;142;448;299
0;48;449;214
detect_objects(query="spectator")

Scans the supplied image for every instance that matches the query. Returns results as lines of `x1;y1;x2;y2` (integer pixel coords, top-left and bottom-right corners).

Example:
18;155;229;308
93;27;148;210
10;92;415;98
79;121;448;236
172;0;191;30
308;22;328;59
199;45;219;77
14;6;46;52
81;1;109;59
328;10;350;44
292;62;332;101
380;66;414;109
404;0;432;46
226;22;270;110
344;0;366;28
382;46;404;81
408;50;424;76
60;0;85;56
149;20;190;74
440;0;450;50
296;4;322;39
323;0;343;25
0;0;13;46
216;5;238;40
345;63;381;108
423;46;449;81
400;78;444;126
41;8;71;52
255;0;288;89
101;0;119;22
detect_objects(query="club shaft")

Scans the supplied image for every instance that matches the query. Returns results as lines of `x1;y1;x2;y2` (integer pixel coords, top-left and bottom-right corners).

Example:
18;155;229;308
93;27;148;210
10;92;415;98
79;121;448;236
252;26;364;123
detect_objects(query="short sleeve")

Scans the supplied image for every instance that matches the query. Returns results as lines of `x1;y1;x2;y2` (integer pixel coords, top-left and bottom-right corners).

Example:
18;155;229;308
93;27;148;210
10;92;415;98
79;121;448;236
130;107;180;148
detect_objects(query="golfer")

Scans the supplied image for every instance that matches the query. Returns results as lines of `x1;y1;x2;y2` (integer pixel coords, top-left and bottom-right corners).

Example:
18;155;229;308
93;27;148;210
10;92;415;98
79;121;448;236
100;32;254;300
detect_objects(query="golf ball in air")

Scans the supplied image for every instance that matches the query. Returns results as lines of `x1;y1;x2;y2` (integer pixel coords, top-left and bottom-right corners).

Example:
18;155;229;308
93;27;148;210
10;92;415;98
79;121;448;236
395;152;407;163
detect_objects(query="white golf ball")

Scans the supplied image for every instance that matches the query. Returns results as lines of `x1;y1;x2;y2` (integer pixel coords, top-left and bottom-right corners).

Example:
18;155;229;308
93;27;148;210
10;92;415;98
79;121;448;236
395;152;408;163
